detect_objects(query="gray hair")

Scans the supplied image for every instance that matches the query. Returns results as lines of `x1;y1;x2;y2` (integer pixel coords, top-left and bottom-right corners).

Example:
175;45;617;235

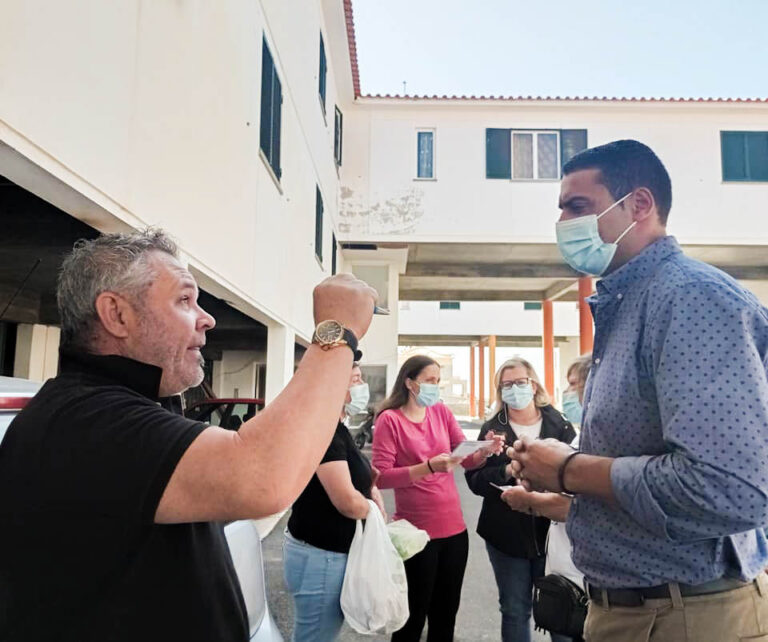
494;357;551;412
566;352;593;393
57;228;178;349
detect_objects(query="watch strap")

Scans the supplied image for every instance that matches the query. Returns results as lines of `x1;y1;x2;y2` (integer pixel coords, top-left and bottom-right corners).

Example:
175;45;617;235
342;328;363;362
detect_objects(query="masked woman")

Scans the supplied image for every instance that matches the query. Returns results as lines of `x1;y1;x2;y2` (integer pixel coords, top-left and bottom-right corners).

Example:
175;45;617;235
465;358;576;642
372;355;501;642
284;363;386;642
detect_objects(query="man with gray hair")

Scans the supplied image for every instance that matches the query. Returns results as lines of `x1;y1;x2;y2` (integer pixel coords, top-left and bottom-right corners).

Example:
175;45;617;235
0;228;377;641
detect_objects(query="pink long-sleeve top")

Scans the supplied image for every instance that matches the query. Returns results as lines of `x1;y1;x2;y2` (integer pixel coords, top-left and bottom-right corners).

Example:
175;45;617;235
372;403;467;539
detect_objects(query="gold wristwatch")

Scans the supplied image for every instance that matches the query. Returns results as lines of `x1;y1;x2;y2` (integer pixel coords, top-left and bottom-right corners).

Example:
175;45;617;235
312;320;362;361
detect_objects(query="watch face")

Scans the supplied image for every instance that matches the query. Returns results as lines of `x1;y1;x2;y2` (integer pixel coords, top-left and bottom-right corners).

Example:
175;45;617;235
315;320;344;344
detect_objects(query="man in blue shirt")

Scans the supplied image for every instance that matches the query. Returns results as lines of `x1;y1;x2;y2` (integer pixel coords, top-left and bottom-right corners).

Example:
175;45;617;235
510;140;768;641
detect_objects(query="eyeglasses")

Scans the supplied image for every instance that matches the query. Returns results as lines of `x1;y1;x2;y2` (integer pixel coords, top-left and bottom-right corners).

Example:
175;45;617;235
500;378;531;390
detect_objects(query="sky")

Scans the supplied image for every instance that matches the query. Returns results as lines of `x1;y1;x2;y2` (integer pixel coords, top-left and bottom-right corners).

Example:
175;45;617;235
352;0;768;99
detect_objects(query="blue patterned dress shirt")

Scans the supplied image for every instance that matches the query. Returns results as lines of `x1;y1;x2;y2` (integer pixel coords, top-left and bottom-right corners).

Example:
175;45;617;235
567;235;768;588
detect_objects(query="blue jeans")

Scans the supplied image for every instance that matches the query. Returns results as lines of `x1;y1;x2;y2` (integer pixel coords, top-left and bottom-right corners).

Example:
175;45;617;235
283;530;348;642
486;542;572;642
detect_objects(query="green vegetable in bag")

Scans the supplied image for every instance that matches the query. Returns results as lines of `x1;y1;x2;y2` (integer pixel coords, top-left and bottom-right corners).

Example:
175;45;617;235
386;519;430;560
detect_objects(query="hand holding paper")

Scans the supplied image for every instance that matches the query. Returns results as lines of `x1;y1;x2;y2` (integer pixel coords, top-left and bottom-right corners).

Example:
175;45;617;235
450;440;494;459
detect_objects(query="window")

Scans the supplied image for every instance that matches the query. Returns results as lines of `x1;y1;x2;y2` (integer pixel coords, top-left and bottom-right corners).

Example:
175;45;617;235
260;37;282;180
721;131;768;182
331;233;337;275
486;129;511;178
334;107;343;166
315;187;324;263
352;265;389;308
524;302;542;311
513;131;559;179
439;301;461;310
318;34;327;114
416;129;435;178
486;129;587;179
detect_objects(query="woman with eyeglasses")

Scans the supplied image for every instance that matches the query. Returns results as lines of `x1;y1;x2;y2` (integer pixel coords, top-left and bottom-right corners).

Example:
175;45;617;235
372;355;502;642
465;358;576;642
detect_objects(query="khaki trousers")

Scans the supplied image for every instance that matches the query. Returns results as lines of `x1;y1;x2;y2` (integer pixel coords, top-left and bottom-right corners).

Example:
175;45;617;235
585;574;768;642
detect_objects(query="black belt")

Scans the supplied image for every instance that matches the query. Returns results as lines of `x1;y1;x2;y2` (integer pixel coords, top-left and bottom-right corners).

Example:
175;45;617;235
587;577;752;607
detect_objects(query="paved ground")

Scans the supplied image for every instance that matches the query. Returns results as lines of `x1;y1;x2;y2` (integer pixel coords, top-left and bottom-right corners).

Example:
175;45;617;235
261;421;550;641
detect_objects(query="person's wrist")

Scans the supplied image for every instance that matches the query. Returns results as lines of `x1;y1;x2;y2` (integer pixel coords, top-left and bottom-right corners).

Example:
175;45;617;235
426;458;435;474
557;450;581;494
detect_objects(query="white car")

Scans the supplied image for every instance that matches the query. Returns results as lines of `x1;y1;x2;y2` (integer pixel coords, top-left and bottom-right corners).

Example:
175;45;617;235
0;376;282;641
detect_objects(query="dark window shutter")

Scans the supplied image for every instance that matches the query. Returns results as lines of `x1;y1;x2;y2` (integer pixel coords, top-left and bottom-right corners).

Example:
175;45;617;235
331;233;337;274
259;38;274;160
315;187;324;263
561;130;588;169
722;132;747;181
334;107;343;166
319;34;327;110
746;132;768;181
272;72;282;179
260;37;282;180
486;129;511;179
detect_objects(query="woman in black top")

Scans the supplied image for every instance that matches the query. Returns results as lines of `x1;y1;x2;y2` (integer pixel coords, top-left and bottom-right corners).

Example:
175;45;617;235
465;358;575;642
284;364;386;642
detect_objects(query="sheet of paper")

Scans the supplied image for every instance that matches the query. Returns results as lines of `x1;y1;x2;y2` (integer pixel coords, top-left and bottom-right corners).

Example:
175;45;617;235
450;440;493;458
489;482;514;491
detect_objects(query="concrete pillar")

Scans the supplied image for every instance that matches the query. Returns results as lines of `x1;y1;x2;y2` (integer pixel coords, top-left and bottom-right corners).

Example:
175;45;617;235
543;300;555;398
488;334;497;407
265;322;296;404
469;344;476;417
212;351;259;398
13;324;60;382
478;340;485;419
579;277;594;354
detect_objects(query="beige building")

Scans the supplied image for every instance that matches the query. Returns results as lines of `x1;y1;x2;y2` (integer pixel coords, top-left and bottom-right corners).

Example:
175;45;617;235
1;1;767;415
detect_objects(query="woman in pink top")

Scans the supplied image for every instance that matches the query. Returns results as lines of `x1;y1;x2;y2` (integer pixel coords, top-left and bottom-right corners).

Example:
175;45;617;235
372;355;501;642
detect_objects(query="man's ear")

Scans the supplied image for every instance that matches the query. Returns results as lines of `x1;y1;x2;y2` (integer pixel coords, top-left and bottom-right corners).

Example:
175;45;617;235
630;187;656;223
94;291;135;340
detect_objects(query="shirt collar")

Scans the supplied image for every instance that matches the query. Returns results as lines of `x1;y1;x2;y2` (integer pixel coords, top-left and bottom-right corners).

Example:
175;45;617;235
596;235;681;295
60;348;163;401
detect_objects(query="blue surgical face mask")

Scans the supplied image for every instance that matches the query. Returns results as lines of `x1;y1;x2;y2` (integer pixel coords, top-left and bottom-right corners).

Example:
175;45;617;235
561;390;583;425
345;383;370;416
555;192;635;276
414;382;440;407
502;384;534;410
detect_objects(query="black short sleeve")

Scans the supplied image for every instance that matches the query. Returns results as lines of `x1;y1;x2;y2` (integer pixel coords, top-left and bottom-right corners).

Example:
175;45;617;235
320;428;349;464
33;385;206;524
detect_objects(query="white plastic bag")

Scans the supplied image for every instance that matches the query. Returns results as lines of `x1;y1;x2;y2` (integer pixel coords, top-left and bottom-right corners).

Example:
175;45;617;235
387;519;430;561
341;500;409;634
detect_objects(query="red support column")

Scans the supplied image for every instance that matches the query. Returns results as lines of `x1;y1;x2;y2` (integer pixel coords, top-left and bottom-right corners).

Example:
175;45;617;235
478;340;486;420
469;344;476;417
543;300;555;398
579;277;594;354
488;335;497;407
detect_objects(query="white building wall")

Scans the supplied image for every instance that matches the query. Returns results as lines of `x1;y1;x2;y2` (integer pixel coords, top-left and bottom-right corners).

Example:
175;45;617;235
0;0;351;343
339;101;768;244
399;301;579;338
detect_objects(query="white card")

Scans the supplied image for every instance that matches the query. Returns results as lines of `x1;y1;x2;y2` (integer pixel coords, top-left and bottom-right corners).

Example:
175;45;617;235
450;440;493;458
489;482;514;491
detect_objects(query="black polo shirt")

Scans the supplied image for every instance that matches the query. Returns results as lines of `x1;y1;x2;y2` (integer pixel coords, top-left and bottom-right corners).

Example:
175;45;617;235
0;350;248;642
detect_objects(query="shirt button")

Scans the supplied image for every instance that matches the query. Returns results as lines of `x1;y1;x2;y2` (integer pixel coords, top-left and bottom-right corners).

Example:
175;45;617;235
594;357;601;364
617;293;623;300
